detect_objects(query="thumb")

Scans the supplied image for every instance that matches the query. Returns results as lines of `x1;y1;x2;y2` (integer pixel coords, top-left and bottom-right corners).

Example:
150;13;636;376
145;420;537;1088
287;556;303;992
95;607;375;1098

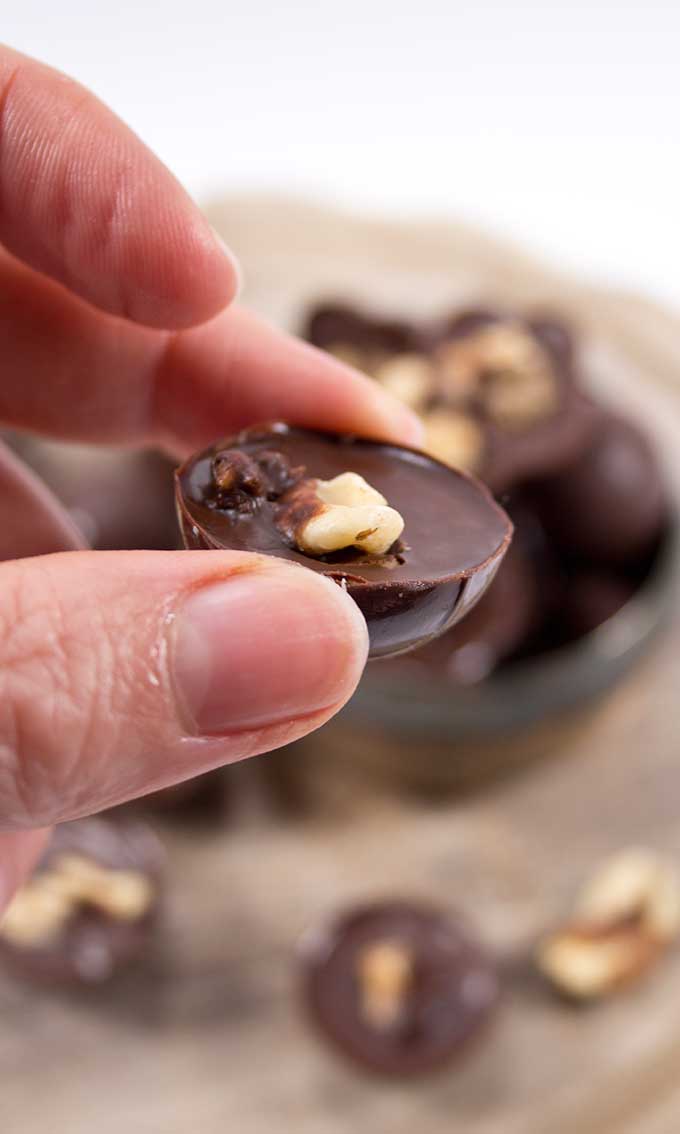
0;549;368;831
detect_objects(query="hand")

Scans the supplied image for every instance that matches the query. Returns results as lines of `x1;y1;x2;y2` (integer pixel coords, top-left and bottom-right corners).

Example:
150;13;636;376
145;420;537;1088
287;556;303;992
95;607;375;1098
0;46;422;910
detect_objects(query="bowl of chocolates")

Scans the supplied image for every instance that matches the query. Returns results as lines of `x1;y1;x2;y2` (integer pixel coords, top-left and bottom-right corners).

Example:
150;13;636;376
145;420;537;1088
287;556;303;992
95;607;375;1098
301;302;677;791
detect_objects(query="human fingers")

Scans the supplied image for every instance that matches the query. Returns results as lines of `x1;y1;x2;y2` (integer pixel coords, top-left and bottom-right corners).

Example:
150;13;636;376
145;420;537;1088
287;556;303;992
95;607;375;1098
0;251;423;449
0;549;368;831
0;439;85;561
0;45;238;328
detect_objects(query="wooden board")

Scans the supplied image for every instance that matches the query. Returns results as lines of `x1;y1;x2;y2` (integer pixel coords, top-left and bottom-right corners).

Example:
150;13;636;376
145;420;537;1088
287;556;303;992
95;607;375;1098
2;198;680;1134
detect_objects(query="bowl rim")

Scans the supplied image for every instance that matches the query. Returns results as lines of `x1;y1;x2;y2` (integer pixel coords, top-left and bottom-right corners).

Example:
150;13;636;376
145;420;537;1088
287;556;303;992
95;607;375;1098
344;515;680;739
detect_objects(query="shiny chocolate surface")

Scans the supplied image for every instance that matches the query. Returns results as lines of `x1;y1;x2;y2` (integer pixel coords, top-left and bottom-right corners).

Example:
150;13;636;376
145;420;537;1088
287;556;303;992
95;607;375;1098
300;900;500;1076
175;424;512;658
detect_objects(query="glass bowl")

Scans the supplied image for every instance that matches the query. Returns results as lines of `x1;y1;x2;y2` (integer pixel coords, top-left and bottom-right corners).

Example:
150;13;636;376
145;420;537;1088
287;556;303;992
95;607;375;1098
308;522;679;795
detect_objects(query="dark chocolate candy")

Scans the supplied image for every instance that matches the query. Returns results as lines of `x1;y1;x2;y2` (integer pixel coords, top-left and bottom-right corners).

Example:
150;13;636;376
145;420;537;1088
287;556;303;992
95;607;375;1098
534;413;668;567
300;900;500;1076
0;817;164;985
304;304;597;493
384;530;539;684
306;303;424;361
175;424;512;659
561;570;636;640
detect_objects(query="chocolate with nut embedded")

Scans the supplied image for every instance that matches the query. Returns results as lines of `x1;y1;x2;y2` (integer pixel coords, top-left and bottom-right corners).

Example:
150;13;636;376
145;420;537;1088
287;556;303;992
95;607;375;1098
0;817;163;984
300;900;500;1076
305;304;598;493
175;424;512;659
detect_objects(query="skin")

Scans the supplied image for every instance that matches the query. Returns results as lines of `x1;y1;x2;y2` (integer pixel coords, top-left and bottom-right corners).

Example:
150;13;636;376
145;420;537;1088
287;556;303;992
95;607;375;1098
0;45;423;912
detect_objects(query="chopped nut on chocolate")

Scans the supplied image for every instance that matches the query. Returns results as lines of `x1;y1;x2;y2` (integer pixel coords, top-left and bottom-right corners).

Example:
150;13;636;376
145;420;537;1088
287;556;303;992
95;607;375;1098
469;323;550;373
423;409;485;471
435;323;558;430
278;471;405;557
483;365;558;430
373;354;434;411
435;339;486;401
0;882;72;948
315;471;385;509
356;940;414;1030
210;448;303;510
537;848;680;1001
211;450;267;510
0;853;155;948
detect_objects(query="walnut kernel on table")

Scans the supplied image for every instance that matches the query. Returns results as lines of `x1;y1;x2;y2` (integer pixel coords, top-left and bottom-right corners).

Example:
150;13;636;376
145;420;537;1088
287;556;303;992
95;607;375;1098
537;848;680;1001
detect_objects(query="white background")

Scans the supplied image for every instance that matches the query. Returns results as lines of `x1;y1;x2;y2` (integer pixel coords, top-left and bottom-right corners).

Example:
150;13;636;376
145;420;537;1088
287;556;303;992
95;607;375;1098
4;1;680;307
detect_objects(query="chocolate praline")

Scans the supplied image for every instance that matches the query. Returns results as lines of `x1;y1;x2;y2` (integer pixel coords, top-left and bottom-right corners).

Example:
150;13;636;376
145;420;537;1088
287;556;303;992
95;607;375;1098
300;900;500;1076
175;424;512;659
304;303;598;494
0;818;164;985
533;413;668;567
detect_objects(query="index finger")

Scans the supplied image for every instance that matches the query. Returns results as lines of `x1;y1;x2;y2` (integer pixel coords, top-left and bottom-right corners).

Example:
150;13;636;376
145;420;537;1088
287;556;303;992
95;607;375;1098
0;44;238;329
0;248;423;451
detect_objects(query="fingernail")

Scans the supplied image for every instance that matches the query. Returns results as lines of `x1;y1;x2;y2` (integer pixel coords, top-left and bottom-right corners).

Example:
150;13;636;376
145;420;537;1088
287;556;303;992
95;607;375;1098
171;565;368;735
210;226;243;299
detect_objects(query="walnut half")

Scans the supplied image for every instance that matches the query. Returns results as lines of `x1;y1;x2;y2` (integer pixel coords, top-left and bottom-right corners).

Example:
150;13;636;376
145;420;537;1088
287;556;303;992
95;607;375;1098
0;853;155;948
277;471;405;558
356;939;414;1030
537;848;680;1001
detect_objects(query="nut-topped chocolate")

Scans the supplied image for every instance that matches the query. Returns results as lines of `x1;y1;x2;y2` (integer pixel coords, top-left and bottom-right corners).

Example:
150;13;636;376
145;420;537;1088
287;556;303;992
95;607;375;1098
305;304;598;493
175;424;512;658
0;817;163;984
300;900;500;1076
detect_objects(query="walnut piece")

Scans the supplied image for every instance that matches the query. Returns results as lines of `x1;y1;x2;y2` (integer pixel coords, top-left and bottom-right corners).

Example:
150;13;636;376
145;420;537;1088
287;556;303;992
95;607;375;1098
435;324;558;429
537;924;660;1001
423;409;485;471
283;471;405;557
0;853;155;948
373;353;434;411
537;848;680;1001
356;940;414;1029
575;847;680;944
435;339;486;401
483;366;558;431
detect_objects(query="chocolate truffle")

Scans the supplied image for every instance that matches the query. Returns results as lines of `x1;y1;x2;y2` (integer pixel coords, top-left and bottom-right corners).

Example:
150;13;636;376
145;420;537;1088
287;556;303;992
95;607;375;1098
304;304;597;493
534;413;668;567
0;818;164;984
175;424;512;659
300;900;500;1076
